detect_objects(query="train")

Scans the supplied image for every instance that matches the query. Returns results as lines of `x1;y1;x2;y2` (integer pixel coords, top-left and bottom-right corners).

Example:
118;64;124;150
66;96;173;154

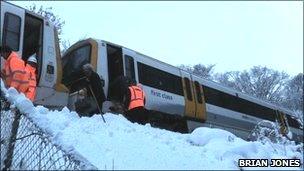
61;38;303;142
1;1;303;143
1;1;69;108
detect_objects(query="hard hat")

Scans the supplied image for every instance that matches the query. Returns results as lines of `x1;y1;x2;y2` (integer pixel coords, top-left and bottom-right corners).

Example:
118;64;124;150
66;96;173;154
27;54;37;63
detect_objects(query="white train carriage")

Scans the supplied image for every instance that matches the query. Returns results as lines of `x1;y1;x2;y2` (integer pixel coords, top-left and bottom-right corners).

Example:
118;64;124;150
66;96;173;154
0;1;69;108
61;38;303;142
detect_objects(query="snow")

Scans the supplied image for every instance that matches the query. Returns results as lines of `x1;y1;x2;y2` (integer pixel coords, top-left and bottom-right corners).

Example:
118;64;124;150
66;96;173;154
1;80;303;170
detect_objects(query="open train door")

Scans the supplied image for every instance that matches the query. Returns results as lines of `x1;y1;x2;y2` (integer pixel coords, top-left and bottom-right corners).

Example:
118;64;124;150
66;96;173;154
106;43;124;100
276;110;289;135
30;13;68;108
180;70;195;118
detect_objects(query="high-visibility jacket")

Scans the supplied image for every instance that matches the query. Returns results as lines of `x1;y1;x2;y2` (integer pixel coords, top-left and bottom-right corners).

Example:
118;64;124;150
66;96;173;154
2;52;29;93
128;85;145;110
25;64;37;101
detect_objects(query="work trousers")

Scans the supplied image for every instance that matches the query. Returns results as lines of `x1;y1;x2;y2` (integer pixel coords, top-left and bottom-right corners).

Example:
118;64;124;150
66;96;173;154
124;107;149;125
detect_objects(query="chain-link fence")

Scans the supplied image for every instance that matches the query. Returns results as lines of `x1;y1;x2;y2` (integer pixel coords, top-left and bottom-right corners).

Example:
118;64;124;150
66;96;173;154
0;93;98;170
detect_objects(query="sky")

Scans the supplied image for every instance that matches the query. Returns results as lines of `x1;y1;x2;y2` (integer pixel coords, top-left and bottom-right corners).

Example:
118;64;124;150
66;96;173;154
12;1;303;76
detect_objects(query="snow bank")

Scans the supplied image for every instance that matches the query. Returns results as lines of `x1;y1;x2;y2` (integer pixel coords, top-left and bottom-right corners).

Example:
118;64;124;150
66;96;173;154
1;80;303;170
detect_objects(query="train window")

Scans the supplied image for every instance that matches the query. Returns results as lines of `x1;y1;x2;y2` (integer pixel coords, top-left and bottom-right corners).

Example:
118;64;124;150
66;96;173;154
184;78;193;101
202;85;221;106
202;85;276;122
138;62;183;96
194;81;202;104
124;55;135;81
62;44;91;87
3;13;21;51
286;114;300;129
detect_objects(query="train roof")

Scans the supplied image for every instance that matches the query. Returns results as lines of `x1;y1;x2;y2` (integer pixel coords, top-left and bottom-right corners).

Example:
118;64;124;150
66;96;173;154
4;1;55;26
70;38;296;117
4;2;37;18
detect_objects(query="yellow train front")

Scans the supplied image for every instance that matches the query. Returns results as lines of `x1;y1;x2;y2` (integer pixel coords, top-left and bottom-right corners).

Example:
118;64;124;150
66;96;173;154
61;38;303;143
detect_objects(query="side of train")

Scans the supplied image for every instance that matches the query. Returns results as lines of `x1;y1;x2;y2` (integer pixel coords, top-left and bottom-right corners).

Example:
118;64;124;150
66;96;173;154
61;38;303;142
1;1;302;143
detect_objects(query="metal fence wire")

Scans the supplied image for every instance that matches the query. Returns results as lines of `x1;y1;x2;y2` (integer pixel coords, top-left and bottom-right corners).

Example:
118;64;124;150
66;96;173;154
0;93;97;170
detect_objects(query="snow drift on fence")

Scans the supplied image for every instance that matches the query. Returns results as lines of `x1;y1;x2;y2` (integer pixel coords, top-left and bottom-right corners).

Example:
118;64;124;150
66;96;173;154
1;80;303;170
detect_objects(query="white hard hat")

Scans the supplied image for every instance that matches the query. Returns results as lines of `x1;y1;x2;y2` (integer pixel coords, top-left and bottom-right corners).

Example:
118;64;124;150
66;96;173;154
27;54;37;63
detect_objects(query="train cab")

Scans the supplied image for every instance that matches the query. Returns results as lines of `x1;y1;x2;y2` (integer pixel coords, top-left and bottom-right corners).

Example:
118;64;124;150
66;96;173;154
61;39;124;111
1;1;68;108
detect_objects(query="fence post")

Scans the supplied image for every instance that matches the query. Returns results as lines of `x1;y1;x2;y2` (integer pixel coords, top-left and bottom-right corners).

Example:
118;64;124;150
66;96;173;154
3;110;21;170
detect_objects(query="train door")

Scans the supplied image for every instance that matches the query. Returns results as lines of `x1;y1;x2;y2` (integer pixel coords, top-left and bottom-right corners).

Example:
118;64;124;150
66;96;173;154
276;110;289;135
1;1;25;56
180;70;195;118
22;13;43;83
107;44;123;99
191;76;207;121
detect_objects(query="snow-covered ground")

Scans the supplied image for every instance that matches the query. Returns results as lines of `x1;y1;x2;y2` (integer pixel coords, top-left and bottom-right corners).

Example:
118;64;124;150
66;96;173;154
1;80;303;170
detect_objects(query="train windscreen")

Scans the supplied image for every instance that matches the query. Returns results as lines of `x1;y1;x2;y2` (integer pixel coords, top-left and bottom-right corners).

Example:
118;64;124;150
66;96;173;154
62;44;91;89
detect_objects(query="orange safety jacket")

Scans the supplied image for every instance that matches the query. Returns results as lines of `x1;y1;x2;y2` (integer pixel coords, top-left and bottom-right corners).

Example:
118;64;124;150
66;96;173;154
25;64;37;101
2;52;29;93
128;85;145;110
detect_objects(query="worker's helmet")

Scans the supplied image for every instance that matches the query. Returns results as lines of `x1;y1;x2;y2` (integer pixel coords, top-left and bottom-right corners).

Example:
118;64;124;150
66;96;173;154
27;54;37;63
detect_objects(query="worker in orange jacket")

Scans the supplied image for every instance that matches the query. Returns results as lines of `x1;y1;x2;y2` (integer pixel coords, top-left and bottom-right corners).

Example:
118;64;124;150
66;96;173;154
123;79;148;124
25;54;37;101
1;45;28;94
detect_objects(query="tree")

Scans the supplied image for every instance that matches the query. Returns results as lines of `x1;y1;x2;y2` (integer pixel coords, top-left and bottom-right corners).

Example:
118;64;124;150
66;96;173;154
27;4;65;42
283;73;303;111
215;66;289;105
60;35;89;55
60;39;71;55
179;64;215;80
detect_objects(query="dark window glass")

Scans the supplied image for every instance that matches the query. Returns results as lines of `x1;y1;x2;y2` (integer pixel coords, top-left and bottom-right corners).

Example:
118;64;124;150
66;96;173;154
202;85;221;106
194;81;202;104
3;13;21;51
184;78;192;101
47;65;54;74
202;85;276;122
22;13;44;84
282;113;288;128
286;114;300;129
62;45;91;86
107;44;123;84
124;55;135;81
137;62;183;96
